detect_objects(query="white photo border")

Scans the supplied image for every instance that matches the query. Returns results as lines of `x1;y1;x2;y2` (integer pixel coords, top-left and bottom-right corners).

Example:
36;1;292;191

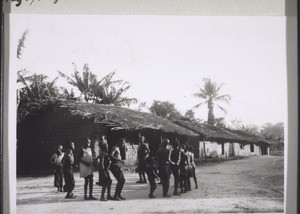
2;1;297;213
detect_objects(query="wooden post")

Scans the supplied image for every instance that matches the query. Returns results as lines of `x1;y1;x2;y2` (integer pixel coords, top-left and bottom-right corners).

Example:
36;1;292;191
203;138;207;160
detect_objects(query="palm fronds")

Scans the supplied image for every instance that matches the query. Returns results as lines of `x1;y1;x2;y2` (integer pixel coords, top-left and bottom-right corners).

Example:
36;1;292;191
58;63;136;106
17;29;29;59
193;78;231;125
17;72;61;122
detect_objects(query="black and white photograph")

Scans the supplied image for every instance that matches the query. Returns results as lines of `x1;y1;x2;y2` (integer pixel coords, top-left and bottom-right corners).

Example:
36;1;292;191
5;5;291;213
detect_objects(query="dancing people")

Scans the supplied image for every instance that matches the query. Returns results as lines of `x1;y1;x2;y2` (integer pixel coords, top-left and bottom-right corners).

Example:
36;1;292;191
110;138;126;200
50;145;64;193
62;141;76;199
98;141;113;201
136;135;149;183
179;144;189;194
188;145;198;189
157;138;175;198
145;157;159;198
154;141;164;184
95;135;108;186
78;138;97;200
186;145;192;192
170;140;181;196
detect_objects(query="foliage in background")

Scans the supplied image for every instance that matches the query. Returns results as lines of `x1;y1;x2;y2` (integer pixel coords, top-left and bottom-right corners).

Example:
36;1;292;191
17;29;29;59
184;109;196;121
184;109;203;123
92;76;137;107
149;100;183;120
15;29;284;156
58;63;109;102
226;119;284;155
260;122;284;154
214;117;227;128
239;124;259;135
17;70;61;121
58;63;137;106
193;78;231;125
59;88;78;101
260;122;284;143
135;101;148;112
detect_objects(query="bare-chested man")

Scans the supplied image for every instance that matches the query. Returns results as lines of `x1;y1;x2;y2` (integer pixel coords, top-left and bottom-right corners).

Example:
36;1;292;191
136;136;149;183
170;140;181;196
157;138;175;198
62;141;76;199
110;138;126;200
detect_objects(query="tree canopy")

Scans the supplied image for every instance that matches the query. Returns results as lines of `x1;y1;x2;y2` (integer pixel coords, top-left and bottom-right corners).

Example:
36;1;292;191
149;100;182;120
17;70;61;121
184;109;196;121
260;122;284;143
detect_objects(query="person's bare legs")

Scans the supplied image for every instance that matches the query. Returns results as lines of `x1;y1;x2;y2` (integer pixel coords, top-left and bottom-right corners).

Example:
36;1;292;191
193;175;198;189
84;177;88;200
137;172;143;183
142;172;147;183
88;175;97;200
100;185;107;201
107;179;113;199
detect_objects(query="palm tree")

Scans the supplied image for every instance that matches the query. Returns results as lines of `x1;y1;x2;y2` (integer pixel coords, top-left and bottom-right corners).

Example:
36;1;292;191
18;71;59;99
92;80;137;106
58;63;104;102
17;29;29;59
59;87;78;101
58;63;137;106
16;30;61;121
16;30;30;107
193;78;231;125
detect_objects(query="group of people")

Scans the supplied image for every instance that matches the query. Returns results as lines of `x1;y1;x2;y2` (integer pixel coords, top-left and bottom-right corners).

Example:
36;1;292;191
50;136;126;200
135;136;198;198
50;141;77;198
50;135;198;201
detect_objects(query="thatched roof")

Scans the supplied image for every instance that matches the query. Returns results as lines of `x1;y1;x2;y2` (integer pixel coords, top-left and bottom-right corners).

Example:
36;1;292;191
222;128;272;145
174;119;270;145
52;100;198;137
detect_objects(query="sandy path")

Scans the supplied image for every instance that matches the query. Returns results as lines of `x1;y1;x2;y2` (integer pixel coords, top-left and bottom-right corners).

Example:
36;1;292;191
17;156;284;213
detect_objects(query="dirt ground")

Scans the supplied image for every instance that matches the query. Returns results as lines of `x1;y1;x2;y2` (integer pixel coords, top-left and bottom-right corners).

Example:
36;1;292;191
17;156;284;213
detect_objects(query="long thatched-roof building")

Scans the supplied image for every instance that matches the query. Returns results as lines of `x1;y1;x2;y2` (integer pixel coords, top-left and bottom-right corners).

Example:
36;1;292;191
174;119;270;158
18;100;271;175
17;100;198;174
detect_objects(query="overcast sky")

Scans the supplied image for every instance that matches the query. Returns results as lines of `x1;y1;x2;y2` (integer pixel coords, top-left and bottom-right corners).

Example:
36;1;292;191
11;14;287;126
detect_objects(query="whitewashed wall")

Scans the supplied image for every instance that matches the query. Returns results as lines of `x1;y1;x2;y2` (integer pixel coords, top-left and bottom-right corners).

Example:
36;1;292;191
199;141;265;158
124;143;139;166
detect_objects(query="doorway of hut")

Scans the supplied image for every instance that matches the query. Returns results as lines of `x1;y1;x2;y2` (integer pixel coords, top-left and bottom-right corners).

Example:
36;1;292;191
250;143;255;153
106;129;127;160
260;144;268;155
221;143;225;156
